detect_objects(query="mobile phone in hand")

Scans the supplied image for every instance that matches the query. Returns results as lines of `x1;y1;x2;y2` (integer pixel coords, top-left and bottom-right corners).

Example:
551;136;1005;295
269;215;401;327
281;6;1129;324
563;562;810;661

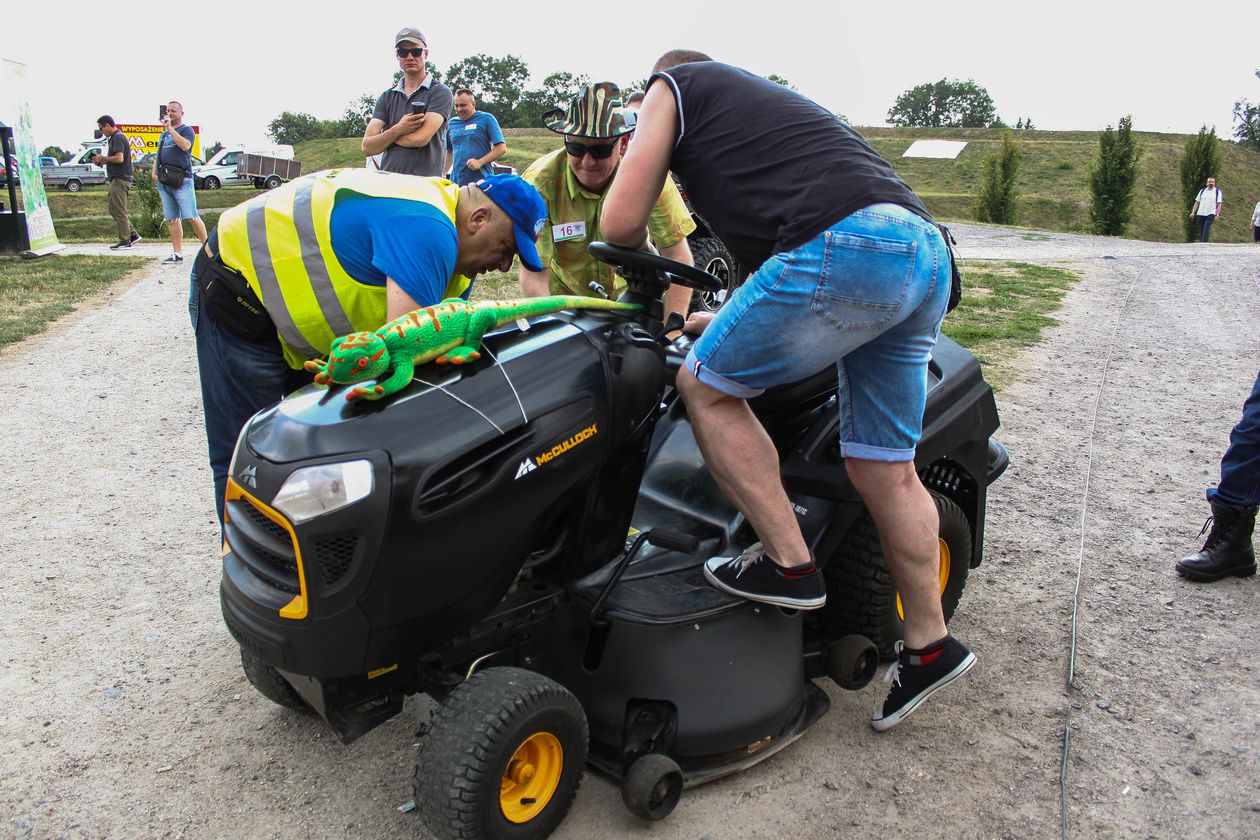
159;104;167;120
411;102;426;115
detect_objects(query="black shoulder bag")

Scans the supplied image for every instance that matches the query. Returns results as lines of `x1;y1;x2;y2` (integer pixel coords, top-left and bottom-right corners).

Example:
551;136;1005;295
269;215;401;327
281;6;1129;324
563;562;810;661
156;135;188;188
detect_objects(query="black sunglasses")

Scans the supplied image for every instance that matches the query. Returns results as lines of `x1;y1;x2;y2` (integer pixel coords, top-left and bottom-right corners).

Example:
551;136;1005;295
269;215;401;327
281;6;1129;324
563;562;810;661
564;140;617;160
396;47;425;58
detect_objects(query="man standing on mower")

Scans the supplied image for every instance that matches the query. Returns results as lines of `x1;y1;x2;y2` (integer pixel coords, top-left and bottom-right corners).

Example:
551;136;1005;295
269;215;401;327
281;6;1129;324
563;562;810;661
190;169;546;524
520;82;694;326
601;51;971;731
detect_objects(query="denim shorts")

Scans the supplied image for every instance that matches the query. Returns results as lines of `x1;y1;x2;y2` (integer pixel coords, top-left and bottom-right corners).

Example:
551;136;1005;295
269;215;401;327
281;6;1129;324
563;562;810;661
684;203;949;461
158;177;199;220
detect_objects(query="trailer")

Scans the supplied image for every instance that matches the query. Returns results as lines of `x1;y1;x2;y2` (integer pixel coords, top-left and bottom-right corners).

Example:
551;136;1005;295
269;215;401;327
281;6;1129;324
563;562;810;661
194;146;296;190
239;152;302;190
41;162;107;192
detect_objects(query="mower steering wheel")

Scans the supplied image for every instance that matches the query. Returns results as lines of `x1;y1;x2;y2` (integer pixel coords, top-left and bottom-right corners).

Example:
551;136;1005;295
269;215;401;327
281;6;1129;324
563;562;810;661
588;241;724;293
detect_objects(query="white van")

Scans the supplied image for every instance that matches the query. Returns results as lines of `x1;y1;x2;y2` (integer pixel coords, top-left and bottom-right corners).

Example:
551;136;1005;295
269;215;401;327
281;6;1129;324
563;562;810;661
194;145;295;189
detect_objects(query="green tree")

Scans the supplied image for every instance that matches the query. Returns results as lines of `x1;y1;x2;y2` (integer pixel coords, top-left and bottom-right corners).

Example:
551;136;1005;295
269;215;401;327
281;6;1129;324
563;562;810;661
766;74;796;91
515;71;590;129
445;54;530;117
888;79;997;128
204;141;224;159
1178;126;1225;241
1232;69;1260;152
340;93;377;137
1088;116;1143;236
975;129;1021;224
40;145;70;162
266;111;337;145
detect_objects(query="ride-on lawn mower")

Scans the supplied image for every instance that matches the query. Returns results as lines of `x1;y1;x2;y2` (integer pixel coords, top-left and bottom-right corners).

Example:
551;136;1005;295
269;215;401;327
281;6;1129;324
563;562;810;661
219;244;1008;840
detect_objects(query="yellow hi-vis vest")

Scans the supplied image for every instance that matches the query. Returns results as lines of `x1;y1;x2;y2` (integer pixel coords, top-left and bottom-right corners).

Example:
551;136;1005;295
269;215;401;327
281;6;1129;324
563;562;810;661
217;168;471;369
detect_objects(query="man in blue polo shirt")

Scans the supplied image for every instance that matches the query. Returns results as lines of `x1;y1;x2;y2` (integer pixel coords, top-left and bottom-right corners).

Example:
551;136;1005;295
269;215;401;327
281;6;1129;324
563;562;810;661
445;90;507;186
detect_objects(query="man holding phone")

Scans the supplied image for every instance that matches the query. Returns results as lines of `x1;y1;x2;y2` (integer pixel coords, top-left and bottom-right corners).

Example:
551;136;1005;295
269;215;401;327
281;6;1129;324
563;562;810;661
362;27;453;176
154;101;207;264
91;115;140;250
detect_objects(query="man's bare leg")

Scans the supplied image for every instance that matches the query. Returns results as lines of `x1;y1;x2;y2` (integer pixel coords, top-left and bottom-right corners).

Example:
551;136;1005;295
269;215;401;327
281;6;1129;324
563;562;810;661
845;457;947;649
677;366;811;568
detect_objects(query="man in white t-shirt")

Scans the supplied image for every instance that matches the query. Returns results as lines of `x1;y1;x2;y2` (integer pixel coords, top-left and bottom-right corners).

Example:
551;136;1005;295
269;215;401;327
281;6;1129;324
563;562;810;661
1191;176;1223;242
1250;198;1259;243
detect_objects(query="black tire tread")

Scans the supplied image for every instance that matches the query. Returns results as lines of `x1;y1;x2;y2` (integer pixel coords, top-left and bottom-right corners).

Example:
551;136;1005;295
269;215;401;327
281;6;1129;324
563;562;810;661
688;237;742;313
413;667;588;840
818;493;972;658
239;647;312;713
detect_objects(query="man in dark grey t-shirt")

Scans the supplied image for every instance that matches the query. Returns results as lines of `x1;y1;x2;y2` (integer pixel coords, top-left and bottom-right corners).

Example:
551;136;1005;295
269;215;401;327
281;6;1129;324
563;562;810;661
92;115;140;249
362;27;454;176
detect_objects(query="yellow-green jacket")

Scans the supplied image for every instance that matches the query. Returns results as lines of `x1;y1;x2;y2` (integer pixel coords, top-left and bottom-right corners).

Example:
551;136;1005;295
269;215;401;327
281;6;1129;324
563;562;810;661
217;168;471;368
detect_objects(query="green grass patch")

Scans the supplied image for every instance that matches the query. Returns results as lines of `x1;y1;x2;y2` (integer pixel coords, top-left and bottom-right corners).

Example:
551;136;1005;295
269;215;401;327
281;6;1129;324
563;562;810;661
942;260;1079;390
0;254;149;348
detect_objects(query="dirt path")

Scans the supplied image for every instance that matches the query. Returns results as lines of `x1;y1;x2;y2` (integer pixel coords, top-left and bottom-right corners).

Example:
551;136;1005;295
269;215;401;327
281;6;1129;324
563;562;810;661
2;229;1258;839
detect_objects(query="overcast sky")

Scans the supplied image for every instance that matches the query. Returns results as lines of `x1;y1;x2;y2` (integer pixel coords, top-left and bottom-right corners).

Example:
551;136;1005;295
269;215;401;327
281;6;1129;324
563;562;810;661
4;1;1257;154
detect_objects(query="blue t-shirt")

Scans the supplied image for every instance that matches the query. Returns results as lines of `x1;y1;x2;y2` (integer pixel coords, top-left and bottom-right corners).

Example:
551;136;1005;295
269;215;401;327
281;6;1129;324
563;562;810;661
328;194;464;306
445;111;505;186
158;124;195;175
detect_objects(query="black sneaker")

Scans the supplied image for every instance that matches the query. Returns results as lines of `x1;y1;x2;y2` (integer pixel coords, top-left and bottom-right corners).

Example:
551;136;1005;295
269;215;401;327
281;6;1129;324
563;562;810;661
702;543;826;609
128;232;142;245
109;239;131;250
871;635;975;731
161;253;183;264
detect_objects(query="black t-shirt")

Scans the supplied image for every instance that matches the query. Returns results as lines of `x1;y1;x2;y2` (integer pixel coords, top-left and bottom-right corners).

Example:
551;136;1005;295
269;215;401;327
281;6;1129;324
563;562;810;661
106;130;133;181
652;62;929;271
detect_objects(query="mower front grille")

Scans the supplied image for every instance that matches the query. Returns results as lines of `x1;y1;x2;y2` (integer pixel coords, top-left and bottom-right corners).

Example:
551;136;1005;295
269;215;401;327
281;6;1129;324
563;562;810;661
225;497;300;594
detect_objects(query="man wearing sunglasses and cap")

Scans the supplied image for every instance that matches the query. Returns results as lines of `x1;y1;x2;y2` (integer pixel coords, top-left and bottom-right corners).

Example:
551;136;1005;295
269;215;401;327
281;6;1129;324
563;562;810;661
189;169;546;524
520;82;695;326
363;27;454;176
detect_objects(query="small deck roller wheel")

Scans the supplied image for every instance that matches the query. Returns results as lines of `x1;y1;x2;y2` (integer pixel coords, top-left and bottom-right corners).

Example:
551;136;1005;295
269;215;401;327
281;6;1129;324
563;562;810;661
621;752;683;821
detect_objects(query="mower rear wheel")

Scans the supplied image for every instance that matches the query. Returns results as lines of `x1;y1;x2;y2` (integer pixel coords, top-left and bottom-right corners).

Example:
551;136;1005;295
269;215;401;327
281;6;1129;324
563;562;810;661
621;753;683;821
819;493;972;658
413;667;587;840
238;647;312;713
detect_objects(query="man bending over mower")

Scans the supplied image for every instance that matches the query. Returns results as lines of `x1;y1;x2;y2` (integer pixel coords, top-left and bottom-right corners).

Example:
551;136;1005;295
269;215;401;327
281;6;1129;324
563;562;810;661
600;51;971;731
190;169;546;524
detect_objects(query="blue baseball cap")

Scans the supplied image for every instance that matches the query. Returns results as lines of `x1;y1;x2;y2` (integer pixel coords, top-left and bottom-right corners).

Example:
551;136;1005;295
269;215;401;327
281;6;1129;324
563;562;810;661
475;173;547;273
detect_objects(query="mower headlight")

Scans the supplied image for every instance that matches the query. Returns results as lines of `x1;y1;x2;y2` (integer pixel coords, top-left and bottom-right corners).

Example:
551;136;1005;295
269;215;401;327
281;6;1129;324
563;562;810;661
272;460;374;524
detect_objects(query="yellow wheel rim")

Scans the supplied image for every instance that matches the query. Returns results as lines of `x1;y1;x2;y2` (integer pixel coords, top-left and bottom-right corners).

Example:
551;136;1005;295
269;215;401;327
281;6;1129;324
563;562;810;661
896;537;951;622
499;732;564;824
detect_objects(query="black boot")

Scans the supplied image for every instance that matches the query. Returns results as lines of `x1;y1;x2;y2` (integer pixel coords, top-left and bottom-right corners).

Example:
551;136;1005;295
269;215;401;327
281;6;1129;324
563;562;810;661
1175;501;1258;582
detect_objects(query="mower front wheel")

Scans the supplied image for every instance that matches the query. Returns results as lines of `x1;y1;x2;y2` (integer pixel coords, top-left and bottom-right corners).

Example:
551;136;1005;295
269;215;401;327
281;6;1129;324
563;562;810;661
414;667;588;840
239;647;312;713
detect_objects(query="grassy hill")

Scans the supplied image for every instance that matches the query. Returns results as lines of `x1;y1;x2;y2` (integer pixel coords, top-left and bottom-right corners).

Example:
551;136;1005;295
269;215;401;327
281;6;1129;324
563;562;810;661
35;126;1260;244
292;127;1260;244
858;126;1260;243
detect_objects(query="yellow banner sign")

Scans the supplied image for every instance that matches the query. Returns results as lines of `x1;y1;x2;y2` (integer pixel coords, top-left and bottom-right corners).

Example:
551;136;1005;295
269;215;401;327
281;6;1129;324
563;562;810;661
116;123;201;159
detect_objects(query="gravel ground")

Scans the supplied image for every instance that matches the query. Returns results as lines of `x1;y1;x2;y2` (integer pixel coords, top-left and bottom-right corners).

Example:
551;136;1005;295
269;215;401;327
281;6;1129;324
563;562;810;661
2;228;1259;840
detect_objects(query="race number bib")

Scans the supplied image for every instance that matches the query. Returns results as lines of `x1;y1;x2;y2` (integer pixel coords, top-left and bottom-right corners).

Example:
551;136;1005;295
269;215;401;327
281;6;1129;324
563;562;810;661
552;221;586;243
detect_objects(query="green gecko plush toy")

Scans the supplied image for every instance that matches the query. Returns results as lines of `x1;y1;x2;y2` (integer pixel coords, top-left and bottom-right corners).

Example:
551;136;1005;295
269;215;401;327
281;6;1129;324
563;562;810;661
305;296;641;402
